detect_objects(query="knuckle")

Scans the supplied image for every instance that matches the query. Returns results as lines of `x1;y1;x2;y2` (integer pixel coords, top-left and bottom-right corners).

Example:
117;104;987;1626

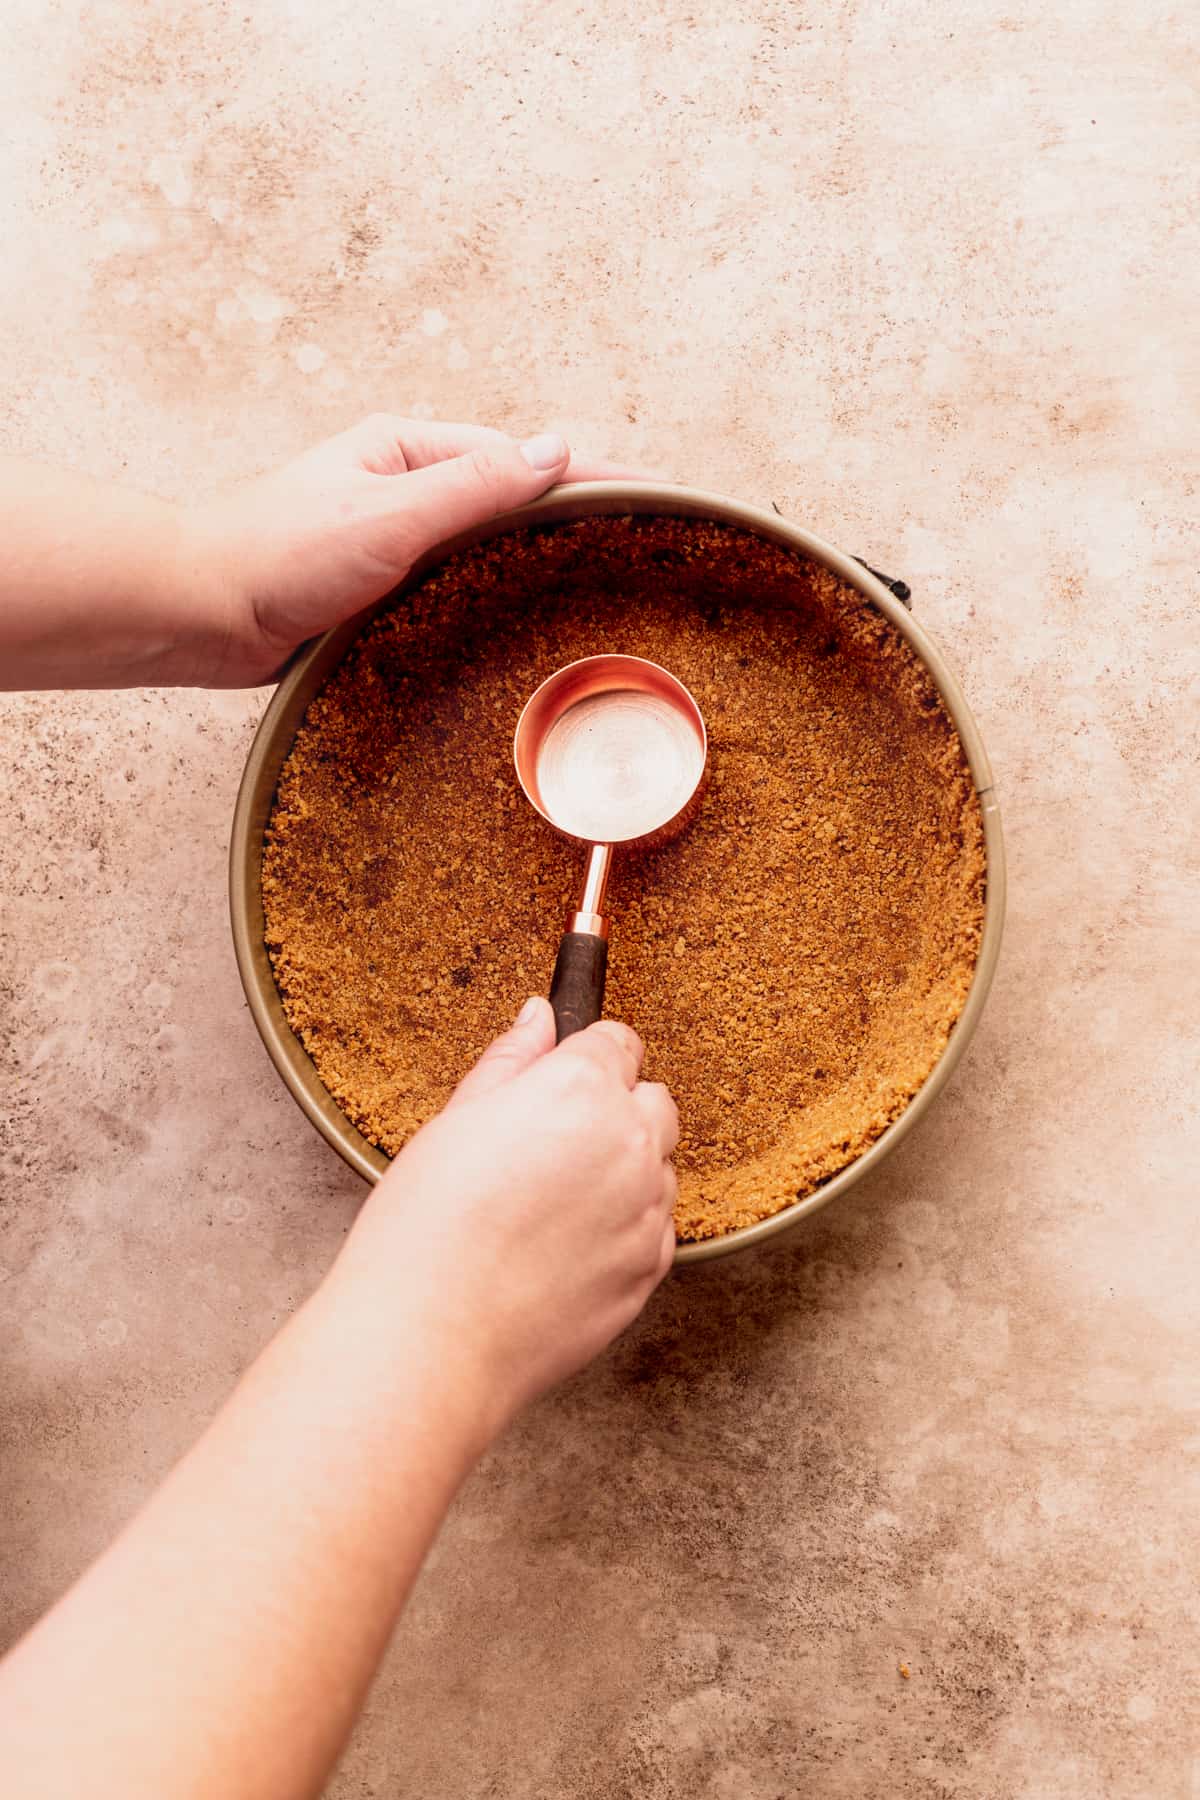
627;1120;655;1164
574;1050;608;1089
355;413;409;474
550;1053;606;1105
464;447;509;499
586;1020;640;1060
635;1079;679;1147
644;1079;677;1121
361;410;404;442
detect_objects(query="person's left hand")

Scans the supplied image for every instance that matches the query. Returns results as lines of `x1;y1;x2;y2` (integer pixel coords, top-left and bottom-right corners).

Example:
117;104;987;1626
188;416;642;686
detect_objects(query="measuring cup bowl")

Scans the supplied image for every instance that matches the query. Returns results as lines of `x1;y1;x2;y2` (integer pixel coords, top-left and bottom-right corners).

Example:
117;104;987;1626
514;653;708;850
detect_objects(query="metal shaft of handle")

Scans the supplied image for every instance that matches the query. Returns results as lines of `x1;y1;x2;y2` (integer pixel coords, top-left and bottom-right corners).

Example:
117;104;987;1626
566;842;612;938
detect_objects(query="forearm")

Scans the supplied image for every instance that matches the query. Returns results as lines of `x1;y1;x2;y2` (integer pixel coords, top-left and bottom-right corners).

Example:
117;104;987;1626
0;419;601;691
0;457;236;689
0;1246;490;1800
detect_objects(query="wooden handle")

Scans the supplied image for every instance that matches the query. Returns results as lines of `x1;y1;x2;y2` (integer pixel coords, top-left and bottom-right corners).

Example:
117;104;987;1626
549;931;608;1041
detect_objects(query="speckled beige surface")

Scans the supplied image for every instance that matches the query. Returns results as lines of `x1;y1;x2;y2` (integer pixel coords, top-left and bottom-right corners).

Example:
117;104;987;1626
1;4;1197;1795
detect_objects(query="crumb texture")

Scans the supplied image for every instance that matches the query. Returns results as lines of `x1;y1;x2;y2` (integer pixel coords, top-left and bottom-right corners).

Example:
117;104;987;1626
263;518;985;1240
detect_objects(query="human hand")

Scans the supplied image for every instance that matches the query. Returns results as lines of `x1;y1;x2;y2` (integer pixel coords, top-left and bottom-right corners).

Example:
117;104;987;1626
190;416;640;686
0;1000;676;1800
331;999;678;1441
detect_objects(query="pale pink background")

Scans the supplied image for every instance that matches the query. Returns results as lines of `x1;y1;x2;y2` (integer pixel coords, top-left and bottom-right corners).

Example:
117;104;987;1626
1;3;1197;1795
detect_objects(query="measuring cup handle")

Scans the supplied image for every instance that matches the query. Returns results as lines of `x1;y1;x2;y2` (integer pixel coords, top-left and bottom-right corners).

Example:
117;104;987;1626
549;931;608;1041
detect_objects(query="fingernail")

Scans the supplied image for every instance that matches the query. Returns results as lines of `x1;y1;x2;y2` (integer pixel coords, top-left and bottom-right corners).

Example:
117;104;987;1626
516;996;541;1024
519;432;567;471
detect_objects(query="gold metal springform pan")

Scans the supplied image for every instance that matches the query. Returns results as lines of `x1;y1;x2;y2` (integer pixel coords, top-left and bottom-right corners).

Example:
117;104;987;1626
229;483;1005;1264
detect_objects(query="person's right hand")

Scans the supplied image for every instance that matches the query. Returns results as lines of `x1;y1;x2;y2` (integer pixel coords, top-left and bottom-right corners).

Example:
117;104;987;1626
0;1003;677;1798
332;999;678;1439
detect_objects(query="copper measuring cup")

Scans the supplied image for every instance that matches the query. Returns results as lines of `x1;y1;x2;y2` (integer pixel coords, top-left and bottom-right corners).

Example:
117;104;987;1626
513;654;708;1041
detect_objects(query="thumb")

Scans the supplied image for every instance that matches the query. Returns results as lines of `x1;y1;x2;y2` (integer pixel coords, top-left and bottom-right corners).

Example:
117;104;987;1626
377;434;570;562
449;997;556;1107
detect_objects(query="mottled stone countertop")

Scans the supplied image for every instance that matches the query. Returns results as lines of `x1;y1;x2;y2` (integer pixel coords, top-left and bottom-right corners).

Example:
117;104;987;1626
1;4;1196;1795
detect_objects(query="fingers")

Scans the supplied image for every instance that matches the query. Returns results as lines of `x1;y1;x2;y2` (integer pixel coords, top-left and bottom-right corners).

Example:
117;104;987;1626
371;436;571;561
555;1018;644;1090
340;413;672;488
449;997;556;1106
343;415;510;476
633;1080;680;1159
346;414;566;482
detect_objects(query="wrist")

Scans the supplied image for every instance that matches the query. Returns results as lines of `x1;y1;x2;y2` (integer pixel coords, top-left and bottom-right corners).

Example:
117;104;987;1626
312;1218;509;1470
158;502;244;686
174;500;286;687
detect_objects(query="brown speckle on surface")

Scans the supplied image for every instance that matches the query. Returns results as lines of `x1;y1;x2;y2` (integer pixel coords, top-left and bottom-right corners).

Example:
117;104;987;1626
2;1;1198;1795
